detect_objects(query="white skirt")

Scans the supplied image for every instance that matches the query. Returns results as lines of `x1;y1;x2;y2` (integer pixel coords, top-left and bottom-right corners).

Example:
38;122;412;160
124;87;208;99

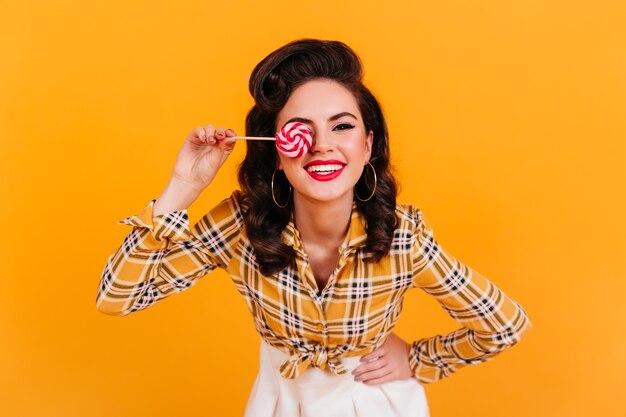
245;340;430;417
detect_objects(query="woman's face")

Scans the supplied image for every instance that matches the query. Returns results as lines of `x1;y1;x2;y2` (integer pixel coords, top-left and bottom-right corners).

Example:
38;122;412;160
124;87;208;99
275;79;373;206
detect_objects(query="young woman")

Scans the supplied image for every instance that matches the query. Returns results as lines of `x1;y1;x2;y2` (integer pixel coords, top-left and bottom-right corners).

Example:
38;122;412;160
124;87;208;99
97;39;532;416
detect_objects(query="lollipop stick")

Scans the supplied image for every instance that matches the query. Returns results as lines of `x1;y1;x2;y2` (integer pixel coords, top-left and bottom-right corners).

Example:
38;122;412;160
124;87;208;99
233;136;275;141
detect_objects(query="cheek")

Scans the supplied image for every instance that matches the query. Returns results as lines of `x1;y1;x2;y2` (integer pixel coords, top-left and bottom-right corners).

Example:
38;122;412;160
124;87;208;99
280;158;301;177
343;137;370;160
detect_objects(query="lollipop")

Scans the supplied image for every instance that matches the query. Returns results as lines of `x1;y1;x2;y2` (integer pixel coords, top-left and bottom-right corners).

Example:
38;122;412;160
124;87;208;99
233;122;313;158
274;122;312;157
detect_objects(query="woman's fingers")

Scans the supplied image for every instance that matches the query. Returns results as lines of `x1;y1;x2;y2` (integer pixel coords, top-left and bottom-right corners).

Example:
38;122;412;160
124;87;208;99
353;355;388;378
215;126;226;140
189;124;237;150
203;124;216;144
351;332;413;385
359;346;385;363
353;359;392;383
353;355;408;385
195;124;237;143
190;126;208;143
360;371;395;385
210;126;234;151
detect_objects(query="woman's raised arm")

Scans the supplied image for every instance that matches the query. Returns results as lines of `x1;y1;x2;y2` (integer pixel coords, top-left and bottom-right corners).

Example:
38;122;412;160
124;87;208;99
96;125;241;316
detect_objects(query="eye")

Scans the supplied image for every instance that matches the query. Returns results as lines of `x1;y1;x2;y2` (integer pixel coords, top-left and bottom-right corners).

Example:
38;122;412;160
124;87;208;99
333;123;355;131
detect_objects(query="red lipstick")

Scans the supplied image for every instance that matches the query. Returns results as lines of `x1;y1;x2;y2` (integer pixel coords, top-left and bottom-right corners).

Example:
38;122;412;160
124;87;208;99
303;159;347;182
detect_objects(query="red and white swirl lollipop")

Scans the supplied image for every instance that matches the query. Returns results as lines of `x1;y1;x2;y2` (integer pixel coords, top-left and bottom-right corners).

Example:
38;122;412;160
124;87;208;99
233;122;313;158
274;122;312;158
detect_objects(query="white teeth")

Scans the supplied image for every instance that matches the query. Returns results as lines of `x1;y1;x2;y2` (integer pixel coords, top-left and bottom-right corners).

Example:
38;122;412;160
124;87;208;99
305;164;344;173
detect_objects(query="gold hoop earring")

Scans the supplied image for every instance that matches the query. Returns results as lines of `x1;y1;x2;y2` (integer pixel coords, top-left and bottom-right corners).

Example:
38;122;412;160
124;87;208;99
354;161;377;202
271;169;292;208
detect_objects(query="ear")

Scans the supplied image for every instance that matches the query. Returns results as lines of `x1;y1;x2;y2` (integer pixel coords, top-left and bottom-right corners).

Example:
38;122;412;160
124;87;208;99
365;130;373;161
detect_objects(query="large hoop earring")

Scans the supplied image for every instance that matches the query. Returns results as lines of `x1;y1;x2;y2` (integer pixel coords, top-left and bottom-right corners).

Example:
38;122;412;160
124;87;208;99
271;169;292;208
354;161;377;202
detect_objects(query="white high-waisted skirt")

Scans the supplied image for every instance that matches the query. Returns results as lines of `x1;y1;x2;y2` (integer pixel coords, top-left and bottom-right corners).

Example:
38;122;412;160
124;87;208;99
244;340;430;417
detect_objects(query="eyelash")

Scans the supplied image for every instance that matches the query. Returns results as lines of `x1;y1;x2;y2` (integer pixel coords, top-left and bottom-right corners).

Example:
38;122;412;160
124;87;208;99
333;123;355;131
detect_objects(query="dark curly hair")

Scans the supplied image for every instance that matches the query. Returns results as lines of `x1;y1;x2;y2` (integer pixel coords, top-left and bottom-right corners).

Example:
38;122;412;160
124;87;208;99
237;39;398;276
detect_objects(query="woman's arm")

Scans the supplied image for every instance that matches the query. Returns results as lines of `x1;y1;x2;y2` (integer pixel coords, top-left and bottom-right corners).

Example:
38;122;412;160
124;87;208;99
95;191;243;317
408;209;532;383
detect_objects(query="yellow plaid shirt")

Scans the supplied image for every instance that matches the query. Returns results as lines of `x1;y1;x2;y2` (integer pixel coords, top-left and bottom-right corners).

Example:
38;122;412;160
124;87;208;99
97;190;531;383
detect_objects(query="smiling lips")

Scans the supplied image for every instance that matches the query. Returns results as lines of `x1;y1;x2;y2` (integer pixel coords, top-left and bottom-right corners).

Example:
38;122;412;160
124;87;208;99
303;159;347;181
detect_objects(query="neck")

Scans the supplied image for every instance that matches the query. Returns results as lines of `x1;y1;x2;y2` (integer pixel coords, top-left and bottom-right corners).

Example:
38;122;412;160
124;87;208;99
293;193;353;248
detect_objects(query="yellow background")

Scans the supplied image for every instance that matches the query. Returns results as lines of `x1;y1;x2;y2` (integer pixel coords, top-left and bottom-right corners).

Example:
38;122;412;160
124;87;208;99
1;0;624;416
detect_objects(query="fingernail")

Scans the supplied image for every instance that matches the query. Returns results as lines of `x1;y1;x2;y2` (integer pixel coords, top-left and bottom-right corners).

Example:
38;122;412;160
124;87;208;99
202;135;207;140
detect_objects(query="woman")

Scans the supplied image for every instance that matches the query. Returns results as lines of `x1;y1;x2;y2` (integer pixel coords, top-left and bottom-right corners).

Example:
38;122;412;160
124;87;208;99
97;39;532;416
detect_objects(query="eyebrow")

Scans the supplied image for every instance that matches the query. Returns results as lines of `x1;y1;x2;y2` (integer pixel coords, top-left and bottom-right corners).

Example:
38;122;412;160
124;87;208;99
285;112;358;125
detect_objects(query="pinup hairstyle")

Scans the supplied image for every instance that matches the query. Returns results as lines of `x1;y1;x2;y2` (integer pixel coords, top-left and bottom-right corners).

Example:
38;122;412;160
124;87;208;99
237;39;398;276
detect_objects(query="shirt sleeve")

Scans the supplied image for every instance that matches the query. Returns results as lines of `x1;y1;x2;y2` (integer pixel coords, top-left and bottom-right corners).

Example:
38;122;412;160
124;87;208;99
408;207;532;383
96;191;244;317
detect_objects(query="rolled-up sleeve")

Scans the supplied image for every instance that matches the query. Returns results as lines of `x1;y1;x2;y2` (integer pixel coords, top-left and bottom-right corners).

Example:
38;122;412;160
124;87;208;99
96;192;243;317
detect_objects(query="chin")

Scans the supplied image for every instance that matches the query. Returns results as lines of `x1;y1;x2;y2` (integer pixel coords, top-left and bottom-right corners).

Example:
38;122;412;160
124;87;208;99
296;189;354;204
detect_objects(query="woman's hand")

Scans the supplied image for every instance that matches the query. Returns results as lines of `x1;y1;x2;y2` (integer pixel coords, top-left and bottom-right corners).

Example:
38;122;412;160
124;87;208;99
170;124;237;192
352;332;413;385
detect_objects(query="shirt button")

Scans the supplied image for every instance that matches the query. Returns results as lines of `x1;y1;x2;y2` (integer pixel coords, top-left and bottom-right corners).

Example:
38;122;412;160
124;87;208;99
316;323;325;331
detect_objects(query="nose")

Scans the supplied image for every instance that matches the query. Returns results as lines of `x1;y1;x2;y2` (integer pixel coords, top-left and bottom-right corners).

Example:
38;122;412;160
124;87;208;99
310;130;333;154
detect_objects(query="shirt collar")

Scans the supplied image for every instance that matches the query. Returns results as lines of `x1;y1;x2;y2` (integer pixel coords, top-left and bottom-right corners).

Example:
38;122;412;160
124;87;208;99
280;202;368;252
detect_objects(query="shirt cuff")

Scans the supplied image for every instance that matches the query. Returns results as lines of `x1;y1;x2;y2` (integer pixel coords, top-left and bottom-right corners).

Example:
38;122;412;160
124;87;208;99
117;199;192;242
408;340;440;384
